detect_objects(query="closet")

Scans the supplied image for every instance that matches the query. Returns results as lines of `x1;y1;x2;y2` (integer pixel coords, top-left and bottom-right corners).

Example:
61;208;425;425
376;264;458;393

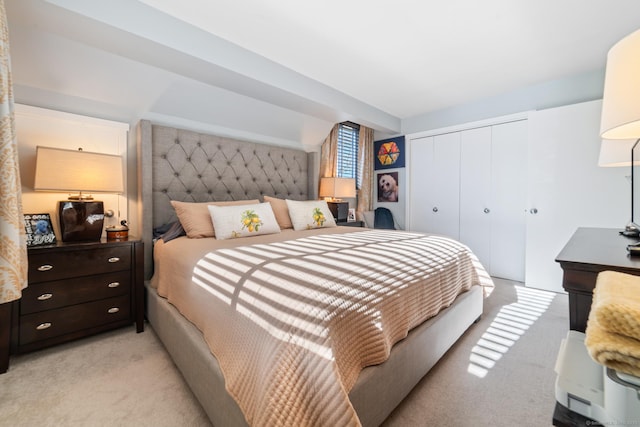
408;119;527;282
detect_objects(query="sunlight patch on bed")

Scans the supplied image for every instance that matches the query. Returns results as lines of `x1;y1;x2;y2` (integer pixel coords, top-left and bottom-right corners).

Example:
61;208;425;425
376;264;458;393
467;285;555;378
191;231;493;365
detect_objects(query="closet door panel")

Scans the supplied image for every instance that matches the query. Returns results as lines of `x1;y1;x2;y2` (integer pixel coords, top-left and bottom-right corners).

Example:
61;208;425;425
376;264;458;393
490;120;527;282
460;127;492;271
430;133;461;239
526;100;628;292
408;136;435;234
408;133;460;239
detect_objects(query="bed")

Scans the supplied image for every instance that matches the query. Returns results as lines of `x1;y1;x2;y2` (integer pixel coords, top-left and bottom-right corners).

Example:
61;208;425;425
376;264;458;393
138;120;492;427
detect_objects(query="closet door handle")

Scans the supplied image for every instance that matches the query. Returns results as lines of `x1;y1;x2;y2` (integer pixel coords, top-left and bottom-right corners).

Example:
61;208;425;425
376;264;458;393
432;207;439;213
484;208;490;214
530;208;538;214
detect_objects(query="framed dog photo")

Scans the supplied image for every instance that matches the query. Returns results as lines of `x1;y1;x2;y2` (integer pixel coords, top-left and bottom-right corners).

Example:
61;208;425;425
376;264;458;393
377;171;399;203
24;213;56;246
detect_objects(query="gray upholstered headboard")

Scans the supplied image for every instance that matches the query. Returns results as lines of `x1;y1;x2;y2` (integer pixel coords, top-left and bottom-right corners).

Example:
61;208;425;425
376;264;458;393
138;120;318;279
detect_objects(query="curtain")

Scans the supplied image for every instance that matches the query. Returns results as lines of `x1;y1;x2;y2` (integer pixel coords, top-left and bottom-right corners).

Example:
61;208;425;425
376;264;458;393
319;123;339;180
357;125;374;213
0;0;28;304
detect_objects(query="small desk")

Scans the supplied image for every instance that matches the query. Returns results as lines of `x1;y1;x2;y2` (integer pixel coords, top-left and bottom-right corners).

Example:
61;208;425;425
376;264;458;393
555;227;640;332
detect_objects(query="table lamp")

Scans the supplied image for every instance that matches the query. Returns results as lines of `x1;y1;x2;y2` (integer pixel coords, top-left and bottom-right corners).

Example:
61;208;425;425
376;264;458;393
599;28;640;236
600;29;640;140
33;146;124;242
319;177;355;221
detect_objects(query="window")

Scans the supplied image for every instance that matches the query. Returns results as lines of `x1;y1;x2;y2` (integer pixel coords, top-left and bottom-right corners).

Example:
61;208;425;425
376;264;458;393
336;122;359;181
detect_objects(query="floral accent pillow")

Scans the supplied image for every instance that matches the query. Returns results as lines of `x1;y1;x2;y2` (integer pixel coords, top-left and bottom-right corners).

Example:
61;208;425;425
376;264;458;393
285;199;337;231
208;203;281;240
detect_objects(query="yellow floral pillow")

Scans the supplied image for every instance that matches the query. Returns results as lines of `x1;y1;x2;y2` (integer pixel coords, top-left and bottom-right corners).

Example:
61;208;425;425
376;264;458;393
285;199;337;231
207;203;281;240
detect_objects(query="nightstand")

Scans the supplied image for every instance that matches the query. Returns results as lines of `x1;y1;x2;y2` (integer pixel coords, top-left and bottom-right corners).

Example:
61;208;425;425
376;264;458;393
337;220;364;227
8;239;143;360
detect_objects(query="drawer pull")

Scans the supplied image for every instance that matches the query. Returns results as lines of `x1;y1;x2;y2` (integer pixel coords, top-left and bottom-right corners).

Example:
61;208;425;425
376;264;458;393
37;264;53;272
108;257;120;263
107;282;120;288
36;322;52;330
37;293;53;301
107;307;120;314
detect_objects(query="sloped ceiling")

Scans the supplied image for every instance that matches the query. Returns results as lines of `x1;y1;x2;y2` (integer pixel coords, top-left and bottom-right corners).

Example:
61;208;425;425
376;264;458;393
6;0;640;149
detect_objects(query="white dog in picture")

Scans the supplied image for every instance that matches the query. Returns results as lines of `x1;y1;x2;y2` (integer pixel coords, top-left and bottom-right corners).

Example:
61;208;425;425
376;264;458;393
378;174;398;202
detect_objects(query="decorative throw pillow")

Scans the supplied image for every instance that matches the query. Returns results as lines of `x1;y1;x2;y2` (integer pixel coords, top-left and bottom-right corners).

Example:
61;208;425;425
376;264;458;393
263;195;293;229
171;199;259;238
285;199;337;231
208;202;281;240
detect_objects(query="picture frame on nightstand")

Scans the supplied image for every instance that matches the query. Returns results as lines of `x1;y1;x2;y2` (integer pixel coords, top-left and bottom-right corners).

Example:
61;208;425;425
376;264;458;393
347;208;356;222
23;213;56;246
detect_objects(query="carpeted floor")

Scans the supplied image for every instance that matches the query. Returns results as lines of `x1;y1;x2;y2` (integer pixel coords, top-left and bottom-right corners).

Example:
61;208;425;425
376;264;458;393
0;278;568;427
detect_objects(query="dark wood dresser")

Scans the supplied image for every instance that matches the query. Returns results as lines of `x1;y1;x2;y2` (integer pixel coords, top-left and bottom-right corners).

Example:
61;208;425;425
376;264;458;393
553;227;640;426
1;238;143;373
555;227;640;332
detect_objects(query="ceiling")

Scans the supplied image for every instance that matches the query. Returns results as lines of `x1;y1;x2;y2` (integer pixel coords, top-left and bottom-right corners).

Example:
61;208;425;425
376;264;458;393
6;0;640;148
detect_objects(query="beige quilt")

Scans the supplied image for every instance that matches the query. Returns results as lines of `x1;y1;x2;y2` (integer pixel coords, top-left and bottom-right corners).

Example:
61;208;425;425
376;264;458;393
152;228;492;426
586;270;640;376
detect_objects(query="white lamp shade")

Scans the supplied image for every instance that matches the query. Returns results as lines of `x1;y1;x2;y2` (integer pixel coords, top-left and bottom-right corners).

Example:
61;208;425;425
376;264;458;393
34;146;124;194
600;28;640;139
319;177;356;199
598;139;640;167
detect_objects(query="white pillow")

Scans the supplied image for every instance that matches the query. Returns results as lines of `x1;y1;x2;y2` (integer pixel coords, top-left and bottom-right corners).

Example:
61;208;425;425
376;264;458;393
285;199;337;231
208;203;281;240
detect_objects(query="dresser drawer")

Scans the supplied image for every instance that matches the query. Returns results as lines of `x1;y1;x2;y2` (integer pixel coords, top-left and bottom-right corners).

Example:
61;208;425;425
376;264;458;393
28;246;132;283
20;271;131;315
19;294;131;346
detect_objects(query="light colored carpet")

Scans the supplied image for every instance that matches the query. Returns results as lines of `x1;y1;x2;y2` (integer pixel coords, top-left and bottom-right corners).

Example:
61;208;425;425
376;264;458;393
0;324;211;427
0;279;567;427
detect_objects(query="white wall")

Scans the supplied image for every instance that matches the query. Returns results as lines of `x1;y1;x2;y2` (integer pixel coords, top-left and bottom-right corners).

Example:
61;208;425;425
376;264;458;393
16;104;129;239
402;69;605;135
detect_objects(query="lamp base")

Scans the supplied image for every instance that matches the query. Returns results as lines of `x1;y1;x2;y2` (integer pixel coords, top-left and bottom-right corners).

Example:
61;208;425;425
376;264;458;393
58;201;104;242
327;201;349;222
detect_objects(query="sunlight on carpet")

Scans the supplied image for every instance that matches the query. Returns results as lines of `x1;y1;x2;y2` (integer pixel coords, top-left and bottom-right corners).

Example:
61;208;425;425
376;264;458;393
468;285;556;378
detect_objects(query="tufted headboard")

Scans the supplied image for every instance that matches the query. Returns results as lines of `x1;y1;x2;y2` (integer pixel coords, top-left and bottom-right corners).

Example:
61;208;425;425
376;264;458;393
138;120;318;279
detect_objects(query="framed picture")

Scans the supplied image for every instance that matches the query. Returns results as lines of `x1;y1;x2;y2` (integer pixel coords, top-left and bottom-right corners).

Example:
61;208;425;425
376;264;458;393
24;213;56;246
374;136;405;170
347;208;356;222
377;171;399;203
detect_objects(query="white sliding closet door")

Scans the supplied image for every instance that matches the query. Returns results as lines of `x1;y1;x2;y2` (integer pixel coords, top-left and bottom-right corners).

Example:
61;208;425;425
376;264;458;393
459;127;492;271
526;100;628;292
409;133;460;239
490;120;527;282
459;122;527;281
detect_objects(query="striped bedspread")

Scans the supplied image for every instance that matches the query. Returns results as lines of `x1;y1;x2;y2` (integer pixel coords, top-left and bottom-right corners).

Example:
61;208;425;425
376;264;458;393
160;229;490;426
